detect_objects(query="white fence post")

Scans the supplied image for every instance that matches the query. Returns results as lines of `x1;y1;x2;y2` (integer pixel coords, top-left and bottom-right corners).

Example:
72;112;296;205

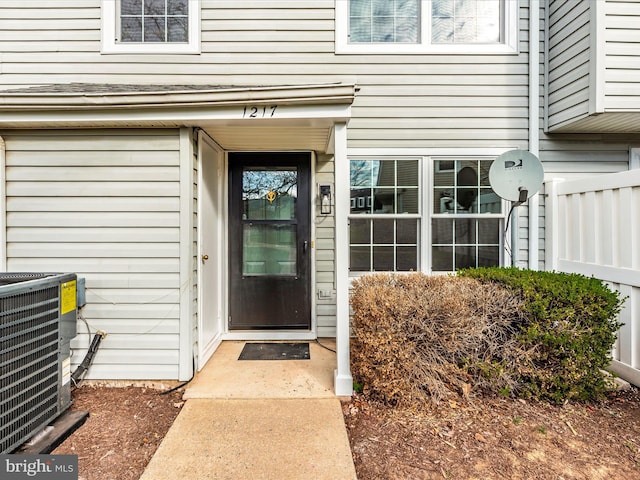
544;178;563;272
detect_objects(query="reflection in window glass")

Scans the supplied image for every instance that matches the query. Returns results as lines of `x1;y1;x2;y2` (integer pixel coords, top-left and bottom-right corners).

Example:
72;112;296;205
432;159;498;214
349;0;420;43
350;159;419;215
243;224;296;276
242;168;297;220
120;0;189;43
432;0;501;44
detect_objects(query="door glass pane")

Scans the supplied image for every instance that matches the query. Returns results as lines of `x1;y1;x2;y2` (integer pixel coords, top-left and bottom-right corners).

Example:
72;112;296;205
243;224;296;276
243;168;297;220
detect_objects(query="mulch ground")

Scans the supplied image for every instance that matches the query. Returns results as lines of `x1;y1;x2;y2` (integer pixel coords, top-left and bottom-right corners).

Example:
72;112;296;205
52;384;640;480
344;386;640;480
53;385;184;480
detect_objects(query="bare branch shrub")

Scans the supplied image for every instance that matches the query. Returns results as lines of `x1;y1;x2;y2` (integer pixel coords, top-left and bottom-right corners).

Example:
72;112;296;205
350;273;530;406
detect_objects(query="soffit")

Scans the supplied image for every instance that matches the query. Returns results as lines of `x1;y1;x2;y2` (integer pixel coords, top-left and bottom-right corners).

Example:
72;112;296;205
549;112;640;133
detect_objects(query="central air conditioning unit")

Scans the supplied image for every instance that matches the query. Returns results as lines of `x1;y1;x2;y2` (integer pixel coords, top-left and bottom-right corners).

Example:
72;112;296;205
0;273;78;454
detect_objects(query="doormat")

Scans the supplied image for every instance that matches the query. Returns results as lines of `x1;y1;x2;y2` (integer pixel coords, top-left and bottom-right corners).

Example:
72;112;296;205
238;342;310;361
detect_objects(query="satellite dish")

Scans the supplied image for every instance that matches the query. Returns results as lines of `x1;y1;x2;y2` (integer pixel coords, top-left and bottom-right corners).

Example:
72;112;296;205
489;150;544;202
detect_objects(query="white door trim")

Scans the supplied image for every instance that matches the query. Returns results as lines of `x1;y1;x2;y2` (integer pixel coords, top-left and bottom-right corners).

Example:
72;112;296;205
197;130;226;370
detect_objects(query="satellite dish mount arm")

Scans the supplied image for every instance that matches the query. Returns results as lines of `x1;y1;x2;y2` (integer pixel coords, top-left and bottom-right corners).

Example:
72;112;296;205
509;187;528;267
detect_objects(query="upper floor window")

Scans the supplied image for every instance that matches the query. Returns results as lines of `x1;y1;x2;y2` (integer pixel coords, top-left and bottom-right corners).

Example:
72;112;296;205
102;0;200;54
336;0;518;54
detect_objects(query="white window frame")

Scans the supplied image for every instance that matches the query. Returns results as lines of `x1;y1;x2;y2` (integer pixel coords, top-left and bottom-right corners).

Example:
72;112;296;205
335;0;519;55
102;0;201;54
347;148;513;274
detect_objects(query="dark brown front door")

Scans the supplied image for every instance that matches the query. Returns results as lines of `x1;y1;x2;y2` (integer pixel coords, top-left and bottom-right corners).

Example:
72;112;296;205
228;152;311;330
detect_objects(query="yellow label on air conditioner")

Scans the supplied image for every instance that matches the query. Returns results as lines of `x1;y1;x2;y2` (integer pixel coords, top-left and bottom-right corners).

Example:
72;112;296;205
61;280;77;315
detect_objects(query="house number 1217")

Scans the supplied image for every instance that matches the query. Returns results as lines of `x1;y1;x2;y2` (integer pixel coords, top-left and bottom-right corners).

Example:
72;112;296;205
242;105;278;118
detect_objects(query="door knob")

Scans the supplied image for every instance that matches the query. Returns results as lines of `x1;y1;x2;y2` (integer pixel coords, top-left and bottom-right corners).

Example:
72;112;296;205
201;254;209;264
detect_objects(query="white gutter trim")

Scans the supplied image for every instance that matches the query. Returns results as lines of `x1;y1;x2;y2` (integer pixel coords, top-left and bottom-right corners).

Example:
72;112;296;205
0;84;357;110
529;0;541;271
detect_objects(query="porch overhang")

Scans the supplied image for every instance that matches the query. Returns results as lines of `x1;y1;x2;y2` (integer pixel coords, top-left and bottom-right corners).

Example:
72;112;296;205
0;82;357;153
0;82;356;396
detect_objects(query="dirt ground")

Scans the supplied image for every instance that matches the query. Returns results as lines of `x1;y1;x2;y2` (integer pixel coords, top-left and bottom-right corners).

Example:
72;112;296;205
53;384;639;480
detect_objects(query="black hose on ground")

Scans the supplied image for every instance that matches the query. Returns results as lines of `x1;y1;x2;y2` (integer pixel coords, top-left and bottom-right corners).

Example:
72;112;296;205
71;330;107;386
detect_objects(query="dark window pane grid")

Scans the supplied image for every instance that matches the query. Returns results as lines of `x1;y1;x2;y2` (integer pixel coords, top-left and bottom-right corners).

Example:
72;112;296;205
120;0;188;43
431;217;502;271
431;158;502;272
349;218;419;272
349;158;420;272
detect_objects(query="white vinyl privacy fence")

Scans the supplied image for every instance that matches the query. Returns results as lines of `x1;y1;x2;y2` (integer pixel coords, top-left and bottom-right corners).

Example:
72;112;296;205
546;170;640;387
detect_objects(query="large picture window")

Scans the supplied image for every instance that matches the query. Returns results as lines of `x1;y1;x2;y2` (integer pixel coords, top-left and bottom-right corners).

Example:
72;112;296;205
431;158;503;271
349;159;420;272
102;0;200;54
337;0;517;54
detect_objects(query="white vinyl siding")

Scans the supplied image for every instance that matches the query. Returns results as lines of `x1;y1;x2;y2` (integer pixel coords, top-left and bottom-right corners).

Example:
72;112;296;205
315;154;337;337
546;0;640;132
604;0;640;111
546;0;591;130
3;129;183;380
0;1;529;149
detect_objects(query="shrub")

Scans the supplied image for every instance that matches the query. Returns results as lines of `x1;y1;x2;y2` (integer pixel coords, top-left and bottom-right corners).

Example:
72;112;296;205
459;267;624;403
350;269;624;406
350;273;530;406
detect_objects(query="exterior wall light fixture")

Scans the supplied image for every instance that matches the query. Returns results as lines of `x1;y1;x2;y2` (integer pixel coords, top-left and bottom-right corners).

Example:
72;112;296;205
319;185;332;215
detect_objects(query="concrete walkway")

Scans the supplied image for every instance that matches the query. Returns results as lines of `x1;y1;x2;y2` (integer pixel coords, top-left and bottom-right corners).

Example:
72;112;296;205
139;341;357;480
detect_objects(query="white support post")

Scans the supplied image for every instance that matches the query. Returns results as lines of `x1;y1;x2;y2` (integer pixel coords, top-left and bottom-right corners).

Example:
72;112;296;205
333;122;354;396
